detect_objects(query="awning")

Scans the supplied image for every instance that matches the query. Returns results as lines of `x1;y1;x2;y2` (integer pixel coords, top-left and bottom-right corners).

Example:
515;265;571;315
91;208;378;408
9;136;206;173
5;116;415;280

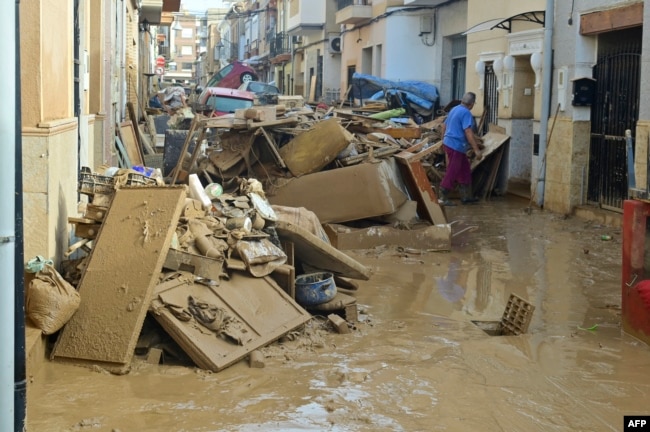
463;11;545;35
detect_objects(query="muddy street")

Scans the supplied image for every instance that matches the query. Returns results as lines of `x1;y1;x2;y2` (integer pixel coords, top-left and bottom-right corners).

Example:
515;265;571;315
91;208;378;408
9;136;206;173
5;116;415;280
27;197;650;432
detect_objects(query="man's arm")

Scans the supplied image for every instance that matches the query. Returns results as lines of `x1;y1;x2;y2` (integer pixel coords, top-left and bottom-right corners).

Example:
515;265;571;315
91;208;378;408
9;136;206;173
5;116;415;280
464;127;483;160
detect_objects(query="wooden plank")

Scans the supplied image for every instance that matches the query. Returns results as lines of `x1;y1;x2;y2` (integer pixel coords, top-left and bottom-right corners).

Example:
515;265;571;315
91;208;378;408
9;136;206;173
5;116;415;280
471;132;510;171
580;2;643;35
339;146;400;166
394;154;447;225
163;248;226;282
73;223;102;239
246;117;299;130
138;124;156;156
274;219;371;280
258;127;287;168
270;264;295;300
51;187;186;373
149;271;311;372
395;141;442;163
126;102;146;160
118;121;145;167
278;118;354;177
339;85;352;108
114;136;132;168
309;75;317;103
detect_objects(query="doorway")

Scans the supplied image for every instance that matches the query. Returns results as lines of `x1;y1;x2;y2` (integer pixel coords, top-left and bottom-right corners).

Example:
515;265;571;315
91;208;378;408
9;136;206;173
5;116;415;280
587;27;642;211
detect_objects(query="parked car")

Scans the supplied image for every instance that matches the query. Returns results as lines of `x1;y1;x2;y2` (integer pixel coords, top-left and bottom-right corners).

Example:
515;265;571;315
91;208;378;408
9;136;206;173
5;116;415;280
195;87;255;117
238;81;281;105
205;61;258;90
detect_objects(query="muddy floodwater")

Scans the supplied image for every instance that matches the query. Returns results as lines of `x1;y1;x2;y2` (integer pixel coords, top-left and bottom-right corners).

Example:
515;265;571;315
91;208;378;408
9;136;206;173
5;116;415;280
27;197;650;431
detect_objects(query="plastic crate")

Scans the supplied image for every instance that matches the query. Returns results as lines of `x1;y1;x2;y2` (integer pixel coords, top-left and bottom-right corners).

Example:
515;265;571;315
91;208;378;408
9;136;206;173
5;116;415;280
78;172;114;195
499;293;535;336
125;172;159;186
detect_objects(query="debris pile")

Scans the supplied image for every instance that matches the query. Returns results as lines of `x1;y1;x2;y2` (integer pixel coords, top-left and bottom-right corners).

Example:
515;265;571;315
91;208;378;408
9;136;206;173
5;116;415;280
47;166;368;374
39;92;511;375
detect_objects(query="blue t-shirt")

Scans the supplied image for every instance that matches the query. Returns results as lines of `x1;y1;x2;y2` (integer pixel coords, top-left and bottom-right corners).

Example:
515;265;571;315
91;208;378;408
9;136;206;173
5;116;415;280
443;104;475;153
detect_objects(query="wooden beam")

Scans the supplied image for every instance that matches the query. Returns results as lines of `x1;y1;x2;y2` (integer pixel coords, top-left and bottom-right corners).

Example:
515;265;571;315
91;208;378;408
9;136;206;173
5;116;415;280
580;2;643;35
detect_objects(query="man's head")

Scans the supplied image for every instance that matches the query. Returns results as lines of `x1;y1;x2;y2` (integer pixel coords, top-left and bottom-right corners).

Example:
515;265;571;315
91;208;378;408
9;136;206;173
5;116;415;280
461;92;476;108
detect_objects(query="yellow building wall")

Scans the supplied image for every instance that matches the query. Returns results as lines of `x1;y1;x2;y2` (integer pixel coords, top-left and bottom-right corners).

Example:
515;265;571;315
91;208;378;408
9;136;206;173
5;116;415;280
543;117;590;215
20;1;99;263
466;0;545;119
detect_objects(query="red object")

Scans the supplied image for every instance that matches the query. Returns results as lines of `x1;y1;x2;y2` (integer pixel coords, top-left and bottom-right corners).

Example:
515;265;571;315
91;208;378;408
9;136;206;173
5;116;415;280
196;87;255;117
204;61;258;90
637;280;650;310
622;200;650;345
156;56;165;67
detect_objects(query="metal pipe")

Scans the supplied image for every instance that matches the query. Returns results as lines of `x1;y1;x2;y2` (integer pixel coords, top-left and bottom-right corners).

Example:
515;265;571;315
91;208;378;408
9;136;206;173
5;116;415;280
536;0;555;206
1;1;19;430
13;1;25;429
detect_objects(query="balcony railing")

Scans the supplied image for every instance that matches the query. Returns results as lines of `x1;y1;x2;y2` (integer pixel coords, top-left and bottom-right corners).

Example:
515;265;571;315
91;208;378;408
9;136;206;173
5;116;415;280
335;0;372;25
337;0;369;10
270;32;290;58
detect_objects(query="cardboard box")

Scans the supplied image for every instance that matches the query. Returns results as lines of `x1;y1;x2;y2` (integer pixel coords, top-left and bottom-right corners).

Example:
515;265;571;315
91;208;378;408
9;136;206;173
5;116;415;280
323;223;451;251
268;159;409;224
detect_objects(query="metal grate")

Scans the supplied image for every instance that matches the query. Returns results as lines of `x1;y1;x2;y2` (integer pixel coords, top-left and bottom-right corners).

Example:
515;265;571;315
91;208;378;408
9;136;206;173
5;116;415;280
587;28;641;210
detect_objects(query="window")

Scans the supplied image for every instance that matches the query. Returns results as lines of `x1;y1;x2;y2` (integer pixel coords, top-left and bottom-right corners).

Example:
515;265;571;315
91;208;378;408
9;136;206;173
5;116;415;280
181;45;193;56
451;36;466;100
181;28;193;38
181;62;193;71
206;95;254;113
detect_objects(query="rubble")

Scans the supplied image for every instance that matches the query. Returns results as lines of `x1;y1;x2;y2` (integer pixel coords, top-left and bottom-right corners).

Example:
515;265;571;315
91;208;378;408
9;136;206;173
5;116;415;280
45;96;510;375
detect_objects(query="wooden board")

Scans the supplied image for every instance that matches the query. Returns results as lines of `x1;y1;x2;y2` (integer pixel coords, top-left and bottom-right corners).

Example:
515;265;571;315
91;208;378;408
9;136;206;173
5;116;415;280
51;187;186;373
149;271;311;372
471;131;510;171
274;219;371;280
118;121;145;167
163;248;226;282
278;118;353;177
394;153;447;225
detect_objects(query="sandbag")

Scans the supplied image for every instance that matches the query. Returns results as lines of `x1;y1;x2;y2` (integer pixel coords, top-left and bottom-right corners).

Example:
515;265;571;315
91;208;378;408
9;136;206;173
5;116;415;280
26;264;81;335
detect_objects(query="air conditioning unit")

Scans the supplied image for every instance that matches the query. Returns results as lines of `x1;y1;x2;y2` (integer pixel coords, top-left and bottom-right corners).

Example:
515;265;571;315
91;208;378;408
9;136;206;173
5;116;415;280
292;35;303;44
329;36;341;54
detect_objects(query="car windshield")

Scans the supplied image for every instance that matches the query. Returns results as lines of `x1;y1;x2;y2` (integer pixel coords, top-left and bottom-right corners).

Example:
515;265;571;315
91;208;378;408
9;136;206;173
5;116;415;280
206;64;233;87
206;94;253;113
246;82;279;94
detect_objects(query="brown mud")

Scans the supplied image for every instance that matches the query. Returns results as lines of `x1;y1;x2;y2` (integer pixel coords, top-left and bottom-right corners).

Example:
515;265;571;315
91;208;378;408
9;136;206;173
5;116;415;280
27;197;650;432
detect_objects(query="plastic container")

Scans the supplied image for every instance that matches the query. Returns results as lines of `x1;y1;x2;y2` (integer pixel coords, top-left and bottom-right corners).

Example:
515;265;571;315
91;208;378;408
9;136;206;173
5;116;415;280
205;183;223;199
295;272;337;307
188;174;212;209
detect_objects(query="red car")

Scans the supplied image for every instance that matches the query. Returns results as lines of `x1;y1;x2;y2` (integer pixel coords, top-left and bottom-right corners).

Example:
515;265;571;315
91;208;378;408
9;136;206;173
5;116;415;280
205;61;258;90
196;87;255;117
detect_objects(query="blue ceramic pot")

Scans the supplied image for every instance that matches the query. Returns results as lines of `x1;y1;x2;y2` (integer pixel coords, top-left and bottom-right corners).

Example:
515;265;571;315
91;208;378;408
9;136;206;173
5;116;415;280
295;272;337;307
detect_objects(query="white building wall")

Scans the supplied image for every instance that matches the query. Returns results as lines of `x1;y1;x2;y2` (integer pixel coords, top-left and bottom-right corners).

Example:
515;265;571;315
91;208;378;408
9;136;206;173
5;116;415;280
383;11;437;83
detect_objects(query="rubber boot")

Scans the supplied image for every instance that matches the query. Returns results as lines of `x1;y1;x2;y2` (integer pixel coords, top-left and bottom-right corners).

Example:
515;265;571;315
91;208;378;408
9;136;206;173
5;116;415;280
438;187;456;206
459;184;479;205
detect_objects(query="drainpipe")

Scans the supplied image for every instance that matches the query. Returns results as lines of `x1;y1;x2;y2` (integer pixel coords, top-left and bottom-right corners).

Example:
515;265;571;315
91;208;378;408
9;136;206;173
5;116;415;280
536;0;555;206
13;0;25;430
2;1;19;431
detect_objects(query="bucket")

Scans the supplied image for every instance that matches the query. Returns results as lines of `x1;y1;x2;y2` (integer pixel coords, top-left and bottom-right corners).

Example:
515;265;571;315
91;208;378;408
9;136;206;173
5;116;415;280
295;272;337;307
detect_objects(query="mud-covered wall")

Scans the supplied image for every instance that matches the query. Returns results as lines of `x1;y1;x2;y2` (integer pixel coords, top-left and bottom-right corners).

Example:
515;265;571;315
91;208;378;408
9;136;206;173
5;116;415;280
544;118;591;215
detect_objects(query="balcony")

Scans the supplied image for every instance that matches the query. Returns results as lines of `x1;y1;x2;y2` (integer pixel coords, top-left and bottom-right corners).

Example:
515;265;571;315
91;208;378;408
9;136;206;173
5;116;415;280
287;0;326;35
336;0;372;25
270;32;291;64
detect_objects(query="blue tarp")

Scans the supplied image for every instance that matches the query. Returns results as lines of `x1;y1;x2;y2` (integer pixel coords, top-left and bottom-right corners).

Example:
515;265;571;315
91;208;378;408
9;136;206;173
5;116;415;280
351;72;439;105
